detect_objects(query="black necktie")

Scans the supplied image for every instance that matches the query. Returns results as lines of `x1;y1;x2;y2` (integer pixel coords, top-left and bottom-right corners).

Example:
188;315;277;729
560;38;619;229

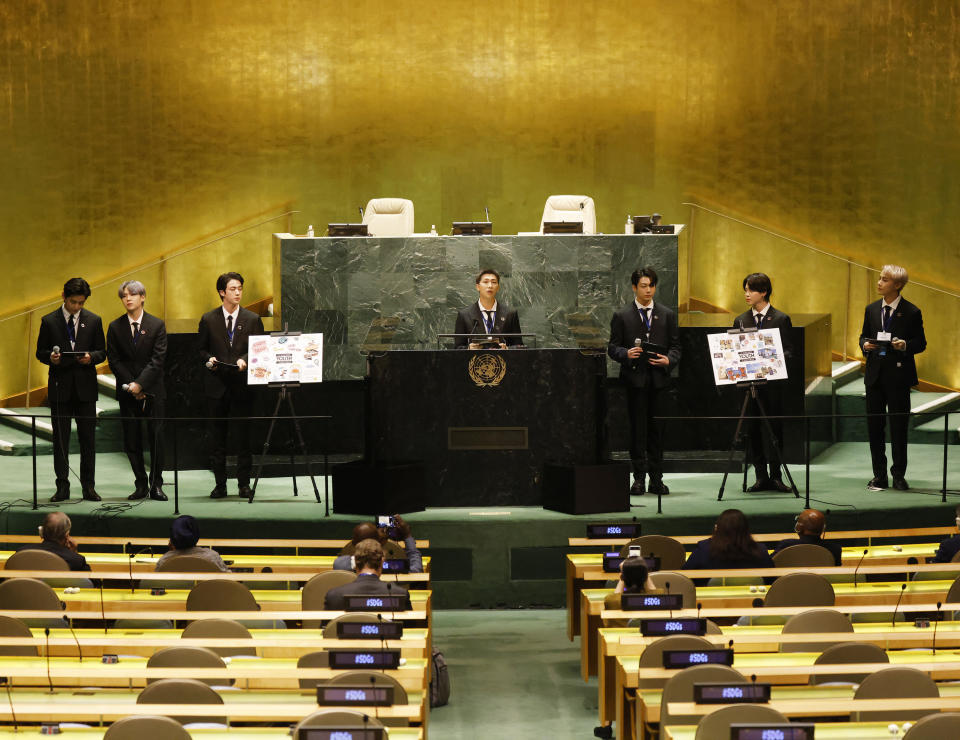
226;315;234;344
755;313;763;330
882;305;892;331
131;321;139;346
66;314;76;347
484;311;494;333
641;307;651;332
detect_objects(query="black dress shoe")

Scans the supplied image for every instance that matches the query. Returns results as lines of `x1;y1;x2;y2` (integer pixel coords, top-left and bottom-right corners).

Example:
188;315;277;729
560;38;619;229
892;477;910;491
769;479;792;493
648;480;670;495
81;488;102;502
50;489;69;503
128;486;149;501
630;478;645;495
238;485;253;499
867;477;889;490
149;487;168;501
746;479;770;492
210;485;228;499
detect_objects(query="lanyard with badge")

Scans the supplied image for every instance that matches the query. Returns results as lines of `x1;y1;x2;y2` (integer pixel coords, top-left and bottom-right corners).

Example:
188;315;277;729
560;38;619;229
876;304;894;356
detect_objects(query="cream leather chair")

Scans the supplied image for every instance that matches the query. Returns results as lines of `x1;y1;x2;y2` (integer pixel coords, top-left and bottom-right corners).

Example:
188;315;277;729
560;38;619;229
362;198;415;236
539;195;596;234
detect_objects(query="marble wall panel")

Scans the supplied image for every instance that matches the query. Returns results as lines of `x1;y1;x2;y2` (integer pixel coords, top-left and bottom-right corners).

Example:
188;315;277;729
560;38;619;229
277;233;678;379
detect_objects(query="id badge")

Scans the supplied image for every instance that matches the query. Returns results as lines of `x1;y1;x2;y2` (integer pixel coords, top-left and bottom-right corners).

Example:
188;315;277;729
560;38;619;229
876;331;892;342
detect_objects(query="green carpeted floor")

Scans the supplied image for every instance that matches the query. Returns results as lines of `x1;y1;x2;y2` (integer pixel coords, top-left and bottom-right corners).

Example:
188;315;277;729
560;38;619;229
429;609;597;739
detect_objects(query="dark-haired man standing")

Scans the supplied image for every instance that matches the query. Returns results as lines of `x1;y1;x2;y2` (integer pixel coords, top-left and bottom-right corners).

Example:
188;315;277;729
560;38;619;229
453;269;522;348
36;278;105;502
608;267;681;496
734;272;793;493
859;264;926;491
107;280;168;501
198;272;264;499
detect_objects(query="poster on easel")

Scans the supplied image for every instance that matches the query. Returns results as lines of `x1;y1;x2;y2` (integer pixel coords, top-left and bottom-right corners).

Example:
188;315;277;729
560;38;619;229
247;332;323;385
707;328;787;386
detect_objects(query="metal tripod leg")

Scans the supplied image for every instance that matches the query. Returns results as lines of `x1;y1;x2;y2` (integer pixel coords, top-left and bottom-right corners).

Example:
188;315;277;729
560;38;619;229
285;391;322;503
718;391;753;501
751;392;799;497
248;388;286;503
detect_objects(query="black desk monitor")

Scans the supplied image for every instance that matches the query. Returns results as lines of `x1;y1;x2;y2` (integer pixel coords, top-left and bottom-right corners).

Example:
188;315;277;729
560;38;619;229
452;221;493;235
542;221;584;234
327;223;369;237
298;730;385;740
729;724;814;740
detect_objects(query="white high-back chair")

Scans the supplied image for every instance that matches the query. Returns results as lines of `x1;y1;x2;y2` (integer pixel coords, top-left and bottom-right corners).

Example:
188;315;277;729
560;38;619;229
362;198;415;236
540;195;596;234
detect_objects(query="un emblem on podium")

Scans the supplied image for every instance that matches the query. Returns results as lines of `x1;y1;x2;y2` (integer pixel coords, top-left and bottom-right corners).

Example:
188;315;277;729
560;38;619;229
468;353;506;388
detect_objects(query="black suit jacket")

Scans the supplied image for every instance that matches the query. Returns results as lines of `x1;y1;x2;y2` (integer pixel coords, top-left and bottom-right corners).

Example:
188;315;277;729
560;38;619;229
732;306;793;360
858;297;926;388
35;307;106;403
197;306;265;399
607;301;681;389
934;534;960;563
17;540;91;572
771;534;843;566
106;312;167;400
323;573;411;610
453;302;522;348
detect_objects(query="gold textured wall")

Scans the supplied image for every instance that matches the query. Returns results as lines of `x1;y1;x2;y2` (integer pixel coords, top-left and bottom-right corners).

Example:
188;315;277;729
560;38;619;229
2;0;960;397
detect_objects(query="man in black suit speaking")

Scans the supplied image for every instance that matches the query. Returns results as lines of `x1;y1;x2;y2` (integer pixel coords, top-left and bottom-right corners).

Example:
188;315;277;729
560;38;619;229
859;264;926;491
36;277;105;503
734;273;794;493
453;269;522;348
106;280;168;501
197;272;265;499
608;267;681;496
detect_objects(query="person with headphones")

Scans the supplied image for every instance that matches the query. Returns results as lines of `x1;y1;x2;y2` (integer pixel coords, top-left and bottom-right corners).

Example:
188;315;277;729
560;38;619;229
932;505;960;563
771;508;842;566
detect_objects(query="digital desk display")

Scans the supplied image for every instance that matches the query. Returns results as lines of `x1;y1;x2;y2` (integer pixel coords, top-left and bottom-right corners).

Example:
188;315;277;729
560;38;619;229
586;523;641;539
661;648;734;669
639;618;707;636
328;649;401;670
316;684;394;707
335;621;404;640
620;592;683;611
343;594;408;611
602;553;661;573
381;558;410;574
298;729;384;740
729;723;814;740
693;682;770;704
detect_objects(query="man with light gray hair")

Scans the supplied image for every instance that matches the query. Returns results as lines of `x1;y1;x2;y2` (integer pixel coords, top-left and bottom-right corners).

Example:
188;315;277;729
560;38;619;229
106;280;168;500
859;264;926;491
17;512;91;571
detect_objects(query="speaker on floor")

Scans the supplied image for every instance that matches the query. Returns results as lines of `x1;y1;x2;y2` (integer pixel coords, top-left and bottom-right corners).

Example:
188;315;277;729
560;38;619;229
542;462;630;515
332;460;427;515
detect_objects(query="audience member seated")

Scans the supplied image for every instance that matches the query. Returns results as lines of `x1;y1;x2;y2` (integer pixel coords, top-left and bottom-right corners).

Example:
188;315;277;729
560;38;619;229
17;512;91;571
333;515;423;573
324;539;411;610
603;556;659;610
771;508;842;566
933;504;960;563
154;515;229;572
683;509;774;577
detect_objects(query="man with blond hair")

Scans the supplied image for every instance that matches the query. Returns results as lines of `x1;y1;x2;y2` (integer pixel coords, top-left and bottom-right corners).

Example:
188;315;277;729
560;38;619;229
859;264;926;491
323;538;411;610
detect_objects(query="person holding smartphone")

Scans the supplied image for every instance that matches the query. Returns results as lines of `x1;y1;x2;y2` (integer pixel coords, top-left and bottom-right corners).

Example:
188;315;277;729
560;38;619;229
332;515;423;573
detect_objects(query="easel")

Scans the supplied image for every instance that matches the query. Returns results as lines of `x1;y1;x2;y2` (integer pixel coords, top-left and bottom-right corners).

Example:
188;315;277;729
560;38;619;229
716;327;799;501
247;329;325;510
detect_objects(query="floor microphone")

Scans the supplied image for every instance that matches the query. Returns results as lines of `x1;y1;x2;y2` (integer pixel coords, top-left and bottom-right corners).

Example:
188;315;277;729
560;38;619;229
44;628;53;692
1;677;17;732
933;601;942;655
67;622;83;663
853;548;868;588
696;602;702;620
891;583;907;628
98;578;107;634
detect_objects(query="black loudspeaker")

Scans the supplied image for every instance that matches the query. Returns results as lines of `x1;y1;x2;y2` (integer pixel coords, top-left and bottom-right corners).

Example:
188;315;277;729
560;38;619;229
332;460;427;515
542;462;630;515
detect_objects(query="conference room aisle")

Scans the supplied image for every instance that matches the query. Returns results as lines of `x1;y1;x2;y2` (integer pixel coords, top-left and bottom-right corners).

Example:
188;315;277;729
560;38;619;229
429;609;598;738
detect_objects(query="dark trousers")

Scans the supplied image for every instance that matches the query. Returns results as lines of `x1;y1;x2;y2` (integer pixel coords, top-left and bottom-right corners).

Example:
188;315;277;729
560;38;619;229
207;392;254;487
866;377;911;479
50;398;96;491
625;383;664;481
745;389;784;481
119;395;164;489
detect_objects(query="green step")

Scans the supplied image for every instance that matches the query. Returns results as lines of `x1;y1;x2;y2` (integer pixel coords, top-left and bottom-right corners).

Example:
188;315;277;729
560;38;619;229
0;424;54;456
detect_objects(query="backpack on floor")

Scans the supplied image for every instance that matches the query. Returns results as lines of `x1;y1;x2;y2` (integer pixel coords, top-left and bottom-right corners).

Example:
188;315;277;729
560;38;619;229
429;646;450;707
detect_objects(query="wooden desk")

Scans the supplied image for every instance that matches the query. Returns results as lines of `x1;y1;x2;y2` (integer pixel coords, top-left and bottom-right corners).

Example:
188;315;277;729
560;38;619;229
0;687;426;722
566;543;946;641
662;721;920;740
0;728;422;740
580;578;954;678
0;654;429;691
0;535;430;550
0;626;430;660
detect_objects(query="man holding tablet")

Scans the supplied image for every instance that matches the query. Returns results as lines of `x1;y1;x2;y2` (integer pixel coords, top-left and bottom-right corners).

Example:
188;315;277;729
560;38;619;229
859;264;926;491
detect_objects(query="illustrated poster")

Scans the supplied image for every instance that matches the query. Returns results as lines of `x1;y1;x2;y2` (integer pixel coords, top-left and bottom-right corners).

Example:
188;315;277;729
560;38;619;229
707;328;788;386
247;333;323;385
